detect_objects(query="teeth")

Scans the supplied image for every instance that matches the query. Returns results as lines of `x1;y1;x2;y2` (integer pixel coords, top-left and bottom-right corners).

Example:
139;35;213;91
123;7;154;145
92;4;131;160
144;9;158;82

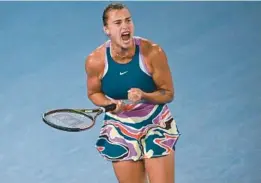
122;32;130;35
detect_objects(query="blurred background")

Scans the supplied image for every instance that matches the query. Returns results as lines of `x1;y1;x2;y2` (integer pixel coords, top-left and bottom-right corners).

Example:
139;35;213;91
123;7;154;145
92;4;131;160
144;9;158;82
0;1;260;183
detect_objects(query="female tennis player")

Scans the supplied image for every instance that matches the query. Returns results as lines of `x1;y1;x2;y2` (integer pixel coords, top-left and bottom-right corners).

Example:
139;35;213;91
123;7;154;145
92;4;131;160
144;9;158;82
85;3;180;183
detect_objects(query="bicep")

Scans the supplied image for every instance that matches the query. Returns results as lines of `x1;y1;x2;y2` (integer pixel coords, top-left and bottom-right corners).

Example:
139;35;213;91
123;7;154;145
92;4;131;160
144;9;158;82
151;47;174;92
85;57;103;96
87;75;102;95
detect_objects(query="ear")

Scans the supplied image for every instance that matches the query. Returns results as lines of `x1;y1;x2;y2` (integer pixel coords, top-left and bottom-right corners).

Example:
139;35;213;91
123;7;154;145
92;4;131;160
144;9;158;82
103;26;110;36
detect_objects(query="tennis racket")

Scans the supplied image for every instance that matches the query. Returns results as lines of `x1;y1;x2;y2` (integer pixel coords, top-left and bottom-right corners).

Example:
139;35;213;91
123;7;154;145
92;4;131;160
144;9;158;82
42;103;116;132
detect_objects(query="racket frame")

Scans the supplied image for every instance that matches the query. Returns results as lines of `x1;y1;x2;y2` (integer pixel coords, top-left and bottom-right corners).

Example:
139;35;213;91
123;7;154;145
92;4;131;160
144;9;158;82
42;107;107;132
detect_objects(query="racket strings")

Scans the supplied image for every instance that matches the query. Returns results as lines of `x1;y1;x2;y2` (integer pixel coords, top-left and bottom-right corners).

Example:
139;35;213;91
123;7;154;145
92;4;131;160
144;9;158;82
45;111;93;129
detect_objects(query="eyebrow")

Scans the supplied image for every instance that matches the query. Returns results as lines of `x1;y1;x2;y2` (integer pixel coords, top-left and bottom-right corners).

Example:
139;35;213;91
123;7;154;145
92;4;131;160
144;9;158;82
113;16;132;23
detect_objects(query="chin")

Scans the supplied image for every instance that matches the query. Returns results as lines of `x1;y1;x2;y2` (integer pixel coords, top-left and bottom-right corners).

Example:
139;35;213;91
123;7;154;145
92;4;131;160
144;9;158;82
121;44;132;50
120;39;134;49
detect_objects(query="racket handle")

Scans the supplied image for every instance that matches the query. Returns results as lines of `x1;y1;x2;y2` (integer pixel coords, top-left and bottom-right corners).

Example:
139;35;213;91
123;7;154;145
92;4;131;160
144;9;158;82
103;103;117;112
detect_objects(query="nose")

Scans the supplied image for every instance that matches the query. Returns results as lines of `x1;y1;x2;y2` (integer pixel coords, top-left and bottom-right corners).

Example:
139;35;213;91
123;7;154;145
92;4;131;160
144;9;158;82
121;21;129;29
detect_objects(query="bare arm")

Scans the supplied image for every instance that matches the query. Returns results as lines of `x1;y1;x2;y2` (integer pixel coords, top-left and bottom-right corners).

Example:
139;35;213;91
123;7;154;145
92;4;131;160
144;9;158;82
85;54;112;107
142;44;174;104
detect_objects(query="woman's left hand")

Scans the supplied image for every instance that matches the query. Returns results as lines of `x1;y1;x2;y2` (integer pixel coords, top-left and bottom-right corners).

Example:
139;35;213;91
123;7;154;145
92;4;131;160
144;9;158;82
128;88;144;103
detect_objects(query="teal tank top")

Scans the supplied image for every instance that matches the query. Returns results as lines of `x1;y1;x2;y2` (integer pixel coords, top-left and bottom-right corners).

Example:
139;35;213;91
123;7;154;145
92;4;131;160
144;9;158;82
101;37;157;100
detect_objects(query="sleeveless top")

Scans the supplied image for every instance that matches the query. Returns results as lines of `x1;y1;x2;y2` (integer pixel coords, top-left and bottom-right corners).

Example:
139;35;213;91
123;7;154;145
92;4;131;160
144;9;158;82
101;37;157;100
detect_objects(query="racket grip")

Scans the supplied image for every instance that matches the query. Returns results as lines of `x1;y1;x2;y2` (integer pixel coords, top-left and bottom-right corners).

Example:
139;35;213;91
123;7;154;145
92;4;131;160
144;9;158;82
104;103;117;112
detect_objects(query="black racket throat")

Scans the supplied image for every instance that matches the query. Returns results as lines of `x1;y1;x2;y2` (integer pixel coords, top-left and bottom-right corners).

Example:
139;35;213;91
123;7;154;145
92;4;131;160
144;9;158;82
101;103;117;112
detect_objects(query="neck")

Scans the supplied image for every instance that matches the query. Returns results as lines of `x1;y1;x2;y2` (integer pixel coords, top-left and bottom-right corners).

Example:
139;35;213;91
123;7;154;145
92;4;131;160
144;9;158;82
111;39;135;60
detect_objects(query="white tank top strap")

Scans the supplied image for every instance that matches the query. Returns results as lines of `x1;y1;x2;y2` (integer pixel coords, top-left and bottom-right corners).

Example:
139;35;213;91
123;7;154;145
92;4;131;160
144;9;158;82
102;41;110;78
105;40;111;47
134;36;151;76
133;36;141;45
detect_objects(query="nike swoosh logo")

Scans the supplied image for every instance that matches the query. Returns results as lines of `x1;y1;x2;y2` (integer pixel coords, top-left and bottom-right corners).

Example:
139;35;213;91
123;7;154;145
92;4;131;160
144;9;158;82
120;71;128;75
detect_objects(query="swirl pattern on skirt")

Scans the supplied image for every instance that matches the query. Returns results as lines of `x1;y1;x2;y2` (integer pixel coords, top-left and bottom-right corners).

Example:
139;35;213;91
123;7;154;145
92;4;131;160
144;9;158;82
95;102;181;162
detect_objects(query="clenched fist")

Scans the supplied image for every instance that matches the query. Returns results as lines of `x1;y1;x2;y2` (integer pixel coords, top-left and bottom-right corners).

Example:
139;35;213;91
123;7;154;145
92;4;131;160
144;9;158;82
128;88;144;103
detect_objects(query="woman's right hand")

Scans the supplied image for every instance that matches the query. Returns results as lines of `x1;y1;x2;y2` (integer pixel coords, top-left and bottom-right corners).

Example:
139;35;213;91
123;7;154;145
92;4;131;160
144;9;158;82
109;99;124;114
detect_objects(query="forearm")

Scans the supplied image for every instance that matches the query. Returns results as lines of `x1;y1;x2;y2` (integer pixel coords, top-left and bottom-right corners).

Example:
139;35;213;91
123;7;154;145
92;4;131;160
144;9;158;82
142;89;174;104
88;92;113;107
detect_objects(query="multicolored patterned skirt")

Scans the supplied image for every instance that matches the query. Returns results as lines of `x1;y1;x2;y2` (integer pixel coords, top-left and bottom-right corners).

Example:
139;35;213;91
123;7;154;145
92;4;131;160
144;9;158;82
95;102;181;162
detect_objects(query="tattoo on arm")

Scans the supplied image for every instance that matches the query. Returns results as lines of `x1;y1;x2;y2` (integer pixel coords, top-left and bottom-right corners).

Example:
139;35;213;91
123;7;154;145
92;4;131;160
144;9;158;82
159;89;166;95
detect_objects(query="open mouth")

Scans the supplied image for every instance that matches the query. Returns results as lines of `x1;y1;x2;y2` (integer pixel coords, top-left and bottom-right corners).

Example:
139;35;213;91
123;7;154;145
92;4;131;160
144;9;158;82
121;32;131;42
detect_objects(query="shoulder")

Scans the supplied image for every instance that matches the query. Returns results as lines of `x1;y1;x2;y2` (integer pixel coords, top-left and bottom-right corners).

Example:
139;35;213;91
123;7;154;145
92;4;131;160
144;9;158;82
136;36;168;68
85;41;108;76
137;36;167;60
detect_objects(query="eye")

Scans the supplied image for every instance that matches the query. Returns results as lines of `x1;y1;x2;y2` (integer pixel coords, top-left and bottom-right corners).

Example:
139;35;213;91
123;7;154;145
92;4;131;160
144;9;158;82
114;21;121;25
